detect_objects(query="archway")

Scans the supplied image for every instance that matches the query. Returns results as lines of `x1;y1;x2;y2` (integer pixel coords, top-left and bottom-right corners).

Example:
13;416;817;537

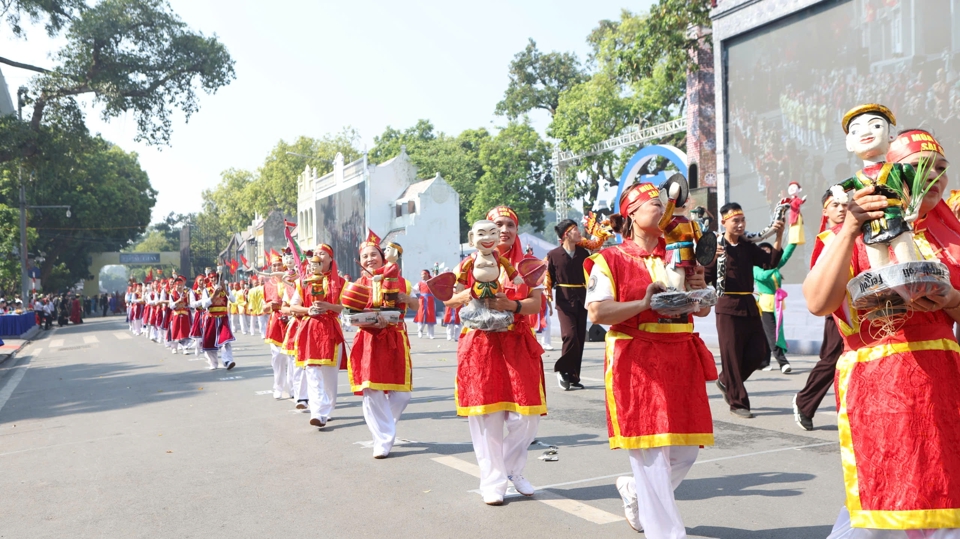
85;252;181;297
612;144;688;209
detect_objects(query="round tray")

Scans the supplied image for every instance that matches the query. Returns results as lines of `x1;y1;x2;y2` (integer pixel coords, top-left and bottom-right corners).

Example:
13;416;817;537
848;261;951;311
650;287;718;317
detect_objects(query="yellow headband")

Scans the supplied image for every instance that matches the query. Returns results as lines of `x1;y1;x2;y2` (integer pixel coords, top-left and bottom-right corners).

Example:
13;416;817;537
721;209;743;223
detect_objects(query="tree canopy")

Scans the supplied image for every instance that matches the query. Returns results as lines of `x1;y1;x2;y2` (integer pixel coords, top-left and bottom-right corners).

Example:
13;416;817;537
494;38;588;119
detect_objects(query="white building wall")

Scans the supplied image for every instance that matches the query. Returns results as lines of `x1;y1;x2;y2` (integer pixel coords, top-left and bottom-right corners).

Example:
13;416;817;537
389;176;461;285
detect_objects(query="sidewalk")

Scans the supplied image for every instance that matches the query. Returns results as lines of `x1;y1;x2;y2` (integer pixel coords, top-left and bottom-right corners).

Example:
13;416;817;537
0;325;40;366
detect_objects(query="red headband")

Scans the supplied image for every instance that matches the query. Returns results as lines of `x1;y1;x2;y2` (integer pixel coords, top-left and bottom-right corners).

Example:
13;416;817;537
619;183;660;217
886;130;946;163
486;206;519;225
318;244;334;257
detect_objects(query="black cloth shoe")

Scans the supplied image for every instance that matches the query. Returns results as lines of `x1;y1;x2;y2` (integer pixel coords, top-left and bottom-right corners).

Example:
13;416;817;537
715;379;730;406
792;394;813;431
556;372;571;390
730;408;754;419
569;382;585;389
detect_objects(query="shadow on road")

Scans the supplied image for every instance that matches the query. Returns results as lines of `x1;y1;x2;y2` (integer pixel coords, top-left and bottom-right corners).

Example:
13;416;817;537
687;525;834;538
676;471;816;500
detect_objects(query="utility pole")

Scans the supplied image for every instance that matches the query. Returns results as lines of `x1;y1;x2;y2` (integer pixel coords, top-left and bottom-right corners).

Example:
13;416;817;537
17;87;28;303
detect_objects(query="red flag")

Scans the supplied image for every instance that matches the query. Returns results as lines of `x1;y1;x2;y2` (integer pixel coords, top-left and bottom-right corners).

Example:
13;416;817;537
145;268;153;283
229;259;238;274
240;254;249;268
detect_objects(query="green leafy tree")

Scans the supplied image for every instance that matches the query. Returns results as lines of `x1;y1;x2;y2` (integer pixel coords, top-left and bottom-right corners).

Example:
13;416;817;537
0;203;37;295
0;0;236;162
495;38;588;119
0;132;156;292
468;120;552;233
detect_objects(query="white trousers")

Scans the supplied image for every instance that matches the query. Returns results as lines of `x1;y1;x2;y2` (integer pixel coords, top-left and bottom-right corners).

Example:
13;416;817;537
255;314;268;338
307;364;339;421
361;389;412;456
237;313;248;334
624;446;698;539
827;507;960;539
446;323;460;341
292;362;307;402
131;319;142;335
537;313;552;347
417;323;435;338
270;344;290;395
468;412;540;497
204;343;233;370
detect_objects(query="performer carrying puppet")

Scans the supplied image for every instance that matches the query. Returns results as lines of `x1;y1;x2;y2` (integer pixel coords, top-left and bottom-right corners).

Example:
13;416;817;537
262;252;292;400
806;124;960;536
347;231;418;459
198;268;237;371
446;206;546;506
585;182;716;536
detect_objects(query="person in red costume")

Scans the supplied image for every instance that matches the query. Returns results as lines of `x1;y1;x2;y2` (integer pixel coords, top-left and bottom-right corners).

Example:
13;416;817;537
167;276;192;354
443;303;461;342
584;182;716;536
348;234;418;459
187;274;207;356
261;253;292;400
446;205;546;507
198;268;237;371
414;269;437;339
291;245;346;429
806;128;960;536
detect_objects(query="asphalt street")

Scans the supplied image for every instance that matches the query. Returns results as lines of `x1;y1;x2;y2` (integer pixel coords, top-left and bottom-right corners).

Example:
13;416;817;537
0;317;844;538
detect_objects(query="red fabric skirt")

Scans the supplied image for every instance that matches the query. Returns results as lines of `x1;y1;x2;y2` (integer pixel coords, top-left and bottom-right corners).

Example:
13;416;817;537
169;312;192;341
348;324;411;394
282;317;301;357
133;304;145;320
201;315;235;351
295;313;346;367
604;326;716;449
456;317;546;416
264;312;287;347
443;306;460;325
160;308;172;330
189;310;205;338
415;297;436;324
837;333;960;528
142;305;152;323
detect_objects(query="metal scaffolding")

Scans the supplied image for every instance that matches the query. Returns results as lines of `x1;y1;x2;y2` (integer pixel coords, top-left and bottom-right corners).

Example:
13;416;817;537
552;117;687;222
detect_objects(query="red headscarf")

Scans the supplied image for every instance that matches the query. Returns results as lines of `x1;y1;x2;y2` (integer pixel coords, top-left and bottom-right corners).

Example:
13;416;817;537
486;206;525;268
618;182;660;217
317;243;340;302
887;130;960;278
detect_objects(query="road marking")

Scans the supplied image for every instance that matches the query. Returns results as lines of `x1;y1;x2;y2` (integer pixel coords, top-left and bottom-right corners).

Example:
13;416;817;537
83;335;99;344
49;339;63;348
0;357;32;414
577;376;604;382
188;357;204;362
432;456;481;478
529;441;839;492
255;390;273;395
537;491;622;524
436;455;622;524
219;376;243;381
113;333;131;340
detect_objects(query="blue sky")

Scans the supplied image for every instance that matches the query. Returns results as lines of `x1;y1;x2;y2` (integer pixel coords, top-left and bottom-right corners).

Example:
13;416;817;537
1;1;653;222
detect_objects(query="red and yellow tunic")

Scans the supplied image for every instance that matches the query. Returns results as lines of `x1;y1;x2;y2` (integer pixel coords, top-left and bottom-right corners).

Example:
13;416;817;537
455;254;546;416
294;273;346;368
831;219;960;529
282;282;302;357
263;277;289;347
201;287;235;350
414;280;436;324
189;289;205;339
347;275;413;394
585;238;716;450
168;290;192;341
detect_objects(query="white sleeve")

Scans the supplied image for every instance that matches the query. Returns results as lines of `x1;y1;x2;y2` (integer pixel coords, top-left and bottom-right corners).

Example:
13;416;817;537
584;264;615;306
199;290;212;309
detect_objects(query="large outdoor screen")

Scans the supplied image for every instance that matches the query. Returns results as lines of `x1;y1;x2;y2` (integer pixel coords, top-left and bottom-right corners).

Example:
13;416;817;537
725;0;958;281
316;181;366;282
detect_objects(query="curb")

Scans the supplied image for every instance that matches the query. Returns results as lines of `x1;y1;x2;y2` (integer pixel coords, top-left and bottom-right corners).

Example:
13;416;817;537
0;325;41;367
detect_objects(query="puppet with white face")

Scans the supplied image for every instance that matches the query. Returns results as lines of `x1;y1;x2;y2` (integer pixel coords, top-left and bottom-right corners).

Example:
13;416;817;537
457;220;523;300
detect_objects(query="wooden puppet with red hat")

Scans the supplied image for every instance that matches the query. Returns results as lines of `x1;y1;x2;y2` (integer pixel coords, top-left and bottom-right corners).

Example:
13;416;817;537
197;267;237;371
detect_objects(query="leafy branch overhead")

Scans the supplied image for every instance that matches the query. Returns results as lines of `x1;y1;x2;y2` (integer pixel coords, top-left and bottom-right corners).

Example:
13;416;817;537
0;0;236;160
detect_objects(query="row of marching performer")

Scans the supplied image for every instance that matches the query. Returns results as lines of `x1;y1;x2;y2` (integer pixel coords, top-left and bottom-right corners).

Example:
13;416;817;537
124;268;238;371
257;240;417;456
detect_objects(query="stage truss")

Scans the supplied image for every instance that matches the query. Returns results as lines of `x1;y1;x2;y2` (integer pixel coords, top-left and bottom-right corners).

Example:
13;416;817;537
552;117;687;221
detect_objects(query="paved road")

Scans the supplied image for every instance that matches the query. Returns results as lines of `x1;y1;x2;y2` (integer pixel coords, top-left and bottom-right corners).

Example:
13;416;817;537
0;317;845;538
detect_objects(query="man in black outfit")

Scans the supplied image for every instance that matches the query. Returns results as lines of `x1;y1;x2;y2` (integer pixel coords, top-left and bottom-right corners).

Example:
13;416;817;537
546;219;591;390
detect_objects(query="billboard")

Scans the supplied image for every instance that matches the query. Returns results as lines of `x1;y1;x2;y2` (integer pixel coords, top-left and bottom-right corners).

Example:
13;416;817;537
316;182;366;282
724;0;959;281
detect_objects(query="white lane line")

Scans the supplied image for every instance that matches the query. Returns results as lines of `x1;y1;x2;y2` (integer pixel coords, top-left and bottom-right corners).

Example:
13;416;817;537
0;357;32;414
578;376;604;382
432;456;481;478
529;441;838;492
49;339;64;348
254;390;273;395
537;491;622;525
113;332;131;340
83;335;99;344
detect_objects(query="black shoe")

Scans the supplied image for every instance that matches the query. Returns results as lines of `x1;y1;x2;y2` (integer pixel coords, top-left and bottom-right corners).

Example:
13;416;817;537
556;372;571;390
730;408;753;419
715;379;730;406
792;394;813;431
569;382;585;389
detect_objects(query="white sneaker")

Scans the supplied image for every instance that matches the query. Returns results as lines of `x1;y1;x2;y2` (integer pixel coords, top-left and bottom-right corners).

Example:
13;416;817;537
482;492;503;506
761;364;774;371
781;363;792;374
508;474;535;496
171;348;178;354
616;476;642;532
273;391;282;399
